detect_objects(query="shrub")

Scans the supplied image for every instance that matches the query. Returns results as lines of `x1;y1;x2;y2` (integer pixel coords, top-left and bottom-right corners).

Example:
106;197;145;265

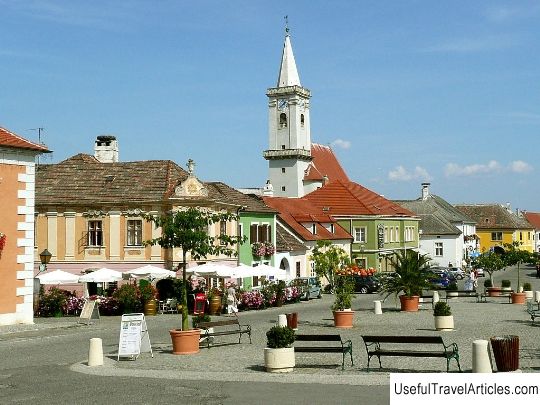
501;279;511;288
523;282;532;291
484;279;493;288
447;282;458;291
138;282;157;303
113;283;141;313
433;301;452;316
192;313;211;328
266;326;295;348
38;287;69;317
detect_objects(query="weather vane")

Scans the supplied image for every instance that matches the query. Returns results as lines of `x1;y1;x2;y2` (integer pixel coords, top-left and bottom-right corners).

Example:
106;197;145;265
284;15;289;34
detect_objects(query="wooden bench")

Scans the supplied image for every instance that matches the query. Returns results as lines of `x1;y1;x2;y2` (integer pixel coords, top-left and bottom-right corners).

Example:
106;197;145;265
477;290;513;303
194;316;251;349
294;334;353;370
361;335;461;372
442;290;479;302
526;301;540;324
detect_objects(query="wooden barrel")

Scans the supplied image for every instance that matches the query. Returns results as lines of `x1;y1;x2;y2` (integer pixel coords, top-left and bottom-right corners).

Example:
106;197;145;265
144;299;157;316
490;335;519;371
208;296;222;315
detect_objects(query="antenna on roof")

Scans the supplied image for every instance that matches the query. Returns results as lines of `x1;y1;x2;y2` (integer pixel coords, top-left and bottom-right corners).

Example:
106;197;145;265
28;127;46;166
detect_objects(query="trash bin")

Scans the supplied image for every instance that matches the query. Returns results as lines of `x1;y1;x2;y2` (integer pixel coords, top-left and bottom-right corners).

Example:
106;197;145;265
286;312;298;330
490;335;519;372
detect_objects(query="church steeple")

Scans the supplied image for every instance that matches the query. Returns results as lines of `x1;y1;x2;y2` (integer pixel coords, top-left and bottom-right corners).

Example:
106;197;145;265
277;34;301;87
264;22;312;198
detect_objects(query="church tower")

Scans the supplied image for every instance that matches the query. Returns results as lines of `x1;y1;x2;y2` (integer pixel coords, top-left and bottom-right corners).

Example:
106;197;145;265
263;27;312;198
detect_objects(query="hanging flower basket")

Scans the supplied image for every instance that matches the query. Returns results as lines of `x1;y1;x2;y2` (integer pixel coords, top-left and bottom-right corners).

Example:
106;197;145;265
251;242;275;257
0;232;6;257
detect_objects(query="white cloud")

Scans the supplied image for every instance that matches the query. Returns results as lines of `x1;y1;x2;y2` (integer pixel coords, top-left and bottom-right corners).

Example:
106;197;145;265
330;139;351;150
510;160;533;173
388;166;432;182
445;160;533;177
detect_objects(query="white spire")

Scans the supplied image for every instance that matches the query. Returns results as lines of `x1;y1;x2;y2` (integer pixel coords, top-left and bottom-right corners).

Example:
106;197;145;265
277;34;301;87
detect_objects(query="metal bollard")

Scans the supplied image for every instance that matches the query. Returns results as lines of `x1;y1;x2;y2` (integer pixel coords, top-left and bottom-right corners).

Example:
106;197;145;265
432;291;440;308
535;291;540;303
472;339;492;373
373;300;382;315
88;337;104;367
277;314;287;327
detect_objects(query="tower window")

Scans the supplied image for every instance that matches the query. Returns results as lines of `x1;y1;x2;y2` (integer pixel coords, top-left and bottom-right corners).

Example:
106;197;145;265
281;168;286;173
281;186;286;192
279;113;287;128
300;114;305;127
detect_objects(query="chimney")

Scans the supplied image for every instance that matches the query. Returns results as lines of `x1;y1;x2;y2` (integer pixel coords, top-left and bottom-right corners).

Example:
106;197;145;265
421;182;430;200
322;175;329;186
263;180;274;197
94;135;119;163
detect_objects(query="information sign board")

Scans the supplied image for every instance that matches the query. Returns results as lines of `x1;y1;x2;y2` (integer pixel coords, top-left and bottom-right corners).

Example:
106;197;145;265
117;313;153;360
78;300;100;325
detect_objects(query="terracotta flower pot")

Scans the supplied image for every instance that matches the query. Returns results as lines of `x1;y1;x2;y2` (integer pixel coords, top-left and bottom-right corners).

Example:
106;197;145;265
333;310;354;328
487;287;501;297
511;292;526;305
169;329;201;355
399;295;419;312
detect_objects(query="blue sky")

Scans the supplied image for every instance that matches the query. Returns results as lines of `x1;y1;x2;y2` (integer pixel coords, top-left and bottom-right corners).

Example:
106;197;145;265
1;1;539;210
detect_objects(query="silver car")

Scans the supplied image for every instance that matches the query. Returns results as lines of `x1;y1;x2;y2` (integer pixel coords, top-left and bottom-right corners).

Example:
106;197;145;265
292;277;322;300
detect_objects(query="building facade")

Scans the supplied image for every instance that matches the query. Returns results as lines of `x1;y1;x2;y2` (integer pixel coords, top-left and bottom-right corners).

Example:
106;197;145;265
0;127;49;325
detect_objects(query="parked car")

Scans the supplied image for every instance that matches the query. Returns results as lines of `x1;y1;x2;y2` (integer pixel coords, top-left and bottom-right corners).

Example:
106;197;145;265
473;268;484;277
447;267;465;280
291;277;322;300
353;275;381;294
426;268;452;289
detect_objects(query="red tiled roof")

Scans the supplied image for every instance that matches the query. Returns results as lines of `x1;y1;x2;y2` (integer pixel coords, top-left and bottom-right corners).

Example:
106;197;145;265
304;143;349;182
305;180;416;217
0;127;51;152
262;196;352;242
524;212;540;229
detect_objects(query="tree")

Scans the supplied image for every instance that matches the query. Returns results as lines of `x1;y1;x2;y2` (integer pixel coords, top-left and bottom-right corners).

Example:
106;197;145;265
310;240;350;287
379;250;431;298
503;241;532;289
144;207;245;331
473;250;505;282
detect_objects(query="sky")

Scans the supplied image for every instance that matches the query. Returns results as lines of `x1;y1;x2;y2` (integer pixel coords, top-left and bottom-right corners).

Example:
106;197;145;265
1;1;539;211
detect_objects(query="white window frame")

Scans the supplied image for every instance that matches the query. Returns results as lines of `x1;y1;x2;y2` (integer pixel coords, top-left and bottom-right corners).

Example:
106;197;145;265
435;242;443;256
353;226;367;243
126;219;142;246
88;220;103;247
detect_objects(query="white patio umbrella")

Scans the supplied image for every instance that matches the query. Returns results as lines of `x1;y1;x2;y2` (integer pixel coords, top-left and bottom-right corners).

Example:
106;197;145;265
79;268;123;283
37;269;80;285
232;263;268;278
186;262;237;278
252;263;288;280
129;265;177;280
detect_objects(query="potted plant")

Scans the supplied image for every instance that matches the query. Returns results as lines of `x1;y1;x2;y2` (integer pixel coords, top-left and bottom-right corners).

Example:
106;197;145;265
379;250;431;312
113;283;141;314
275;280;286;307
446;281;458;298
139;281;158;316
264;325;295;373
332;274;355;328
484;278;500;297
433;301;454;331
501;279;511;292
144;207;245;355
523;282;533;300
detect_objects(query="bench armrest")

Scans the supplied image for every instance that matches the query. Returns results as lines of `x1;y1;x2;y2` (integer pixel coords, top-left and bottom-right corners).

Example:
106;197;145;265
443;342;459;355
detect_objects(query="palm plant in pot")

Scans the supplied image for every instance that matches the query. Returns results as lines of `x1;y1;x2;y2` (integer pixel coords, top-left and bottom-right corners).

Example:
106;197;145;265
332;272;355;328
379;250;431;312
264;325;295;373
433;301;454;331
144;206;245;355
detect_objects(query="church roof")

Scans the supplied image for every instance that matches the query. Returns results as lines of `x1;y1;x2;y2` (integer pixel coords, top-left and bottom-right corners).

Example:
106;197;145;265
277;34;301;87
262;196;352;242
304;180;416;217
0;126;51;153
304;143;350;182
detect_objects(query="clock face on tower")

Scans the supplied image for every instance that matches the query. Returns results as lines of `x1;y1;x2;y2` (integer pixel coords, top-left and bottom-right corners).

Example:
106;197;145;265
278;99;288;110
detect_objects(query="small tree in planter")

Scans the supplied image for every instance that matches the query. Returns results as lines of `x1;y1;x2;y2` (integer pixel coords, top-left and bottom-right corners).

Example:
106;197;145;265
501;279;511;291
433;301;454;331
310;240;350;289
523;282;533;299
264;326;295;373
332;274;355;328
446;281;458;298
144;207;245;354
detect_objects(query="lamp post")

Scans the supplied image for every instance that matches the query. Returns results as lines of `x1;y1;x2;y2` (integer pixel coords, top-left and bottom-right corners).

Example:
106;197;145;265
38;248;52;274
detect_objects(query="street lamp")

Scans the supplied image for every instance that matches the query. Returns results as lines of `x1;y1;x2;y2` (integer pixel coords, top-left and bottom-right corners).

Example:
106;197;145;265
39;248;52;274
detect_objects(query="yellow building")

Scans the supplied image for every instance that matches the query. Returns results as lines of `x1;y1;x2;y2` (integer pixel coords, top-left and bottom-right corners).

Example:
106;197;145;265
455;204;534;253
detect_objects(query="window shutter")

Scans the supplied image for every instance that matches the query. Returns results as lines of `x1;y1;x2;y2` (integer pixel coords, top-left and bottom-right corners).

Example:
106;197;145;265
250;224;258;243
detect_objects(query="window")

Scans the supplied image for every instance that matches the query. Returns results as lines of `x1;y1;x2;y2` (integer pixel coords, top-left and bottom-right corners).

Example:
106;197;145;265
127;219;142;246
330;223;335;233
355;258;367;268
389;227;394;243
311;224;317;235
435;242;443;256
220;220;227;245
519;232;523;241
281;186;286;192
310;261;315;277
491;232;503;241
395;227;400;242
279;113;287;128
353;227;366;243
300;114;305;126
404;226;415;242
281;168;286;173
250;223;271;243
296;262;301;278
384;226;389;243
88;220;103;247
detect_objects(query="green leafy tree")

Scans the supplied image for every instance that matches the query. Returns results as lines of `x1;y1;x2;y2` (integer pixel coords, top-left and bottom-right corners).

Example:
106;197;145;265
473;250;505;282
503;241;532;289
310;240;350;287
144;207;245;331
